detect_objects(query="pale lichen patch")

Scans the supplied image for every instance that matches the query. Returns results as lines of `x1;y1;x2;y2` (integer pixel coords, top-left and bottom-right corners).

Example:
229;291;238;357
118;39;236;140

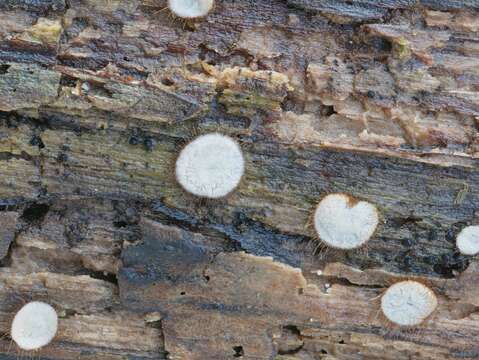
16;18;62;45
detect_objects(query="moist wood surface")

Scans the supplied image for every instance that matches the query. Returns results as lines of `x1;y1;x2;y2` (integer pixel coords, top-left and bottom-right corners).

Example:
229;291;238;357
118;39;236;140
0;0;478;359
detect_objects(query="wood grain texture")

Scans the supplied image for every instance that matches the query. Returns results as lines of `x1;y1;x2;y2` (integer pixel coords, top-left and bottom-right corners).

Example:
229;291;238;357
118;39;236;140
0;0;478;359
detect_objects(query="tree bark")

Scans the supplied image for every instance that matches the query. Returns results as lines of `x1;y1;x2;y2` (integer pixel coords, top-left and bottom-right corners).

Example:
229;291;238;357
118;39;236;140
0;0;478;359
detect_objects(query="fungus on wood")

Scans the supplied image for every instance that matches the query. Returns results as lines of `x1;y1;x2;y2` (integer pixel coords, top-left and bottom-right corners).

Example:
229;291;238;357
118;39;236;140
456;226;479;256
381;281;438;327
175;133;245;199
168;0;214;19
11;302;58;351
313;193;379;250
0;0;478;359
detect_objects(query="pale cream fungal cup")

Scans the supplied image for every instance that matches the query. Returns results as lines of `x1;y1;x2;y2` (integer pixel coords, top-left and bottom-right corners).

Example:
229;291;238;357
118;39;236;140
168;0;214;18
11;301;58;351
313;193;379;250
456;225;479;256
175;133;245;199
381;281;437;327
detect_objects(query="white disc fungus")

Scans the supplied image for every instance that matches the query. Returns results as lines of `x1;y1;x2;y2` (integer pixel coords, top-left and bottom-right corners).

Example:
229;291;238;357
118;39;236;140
456;225;479;256
11;301;58;351
168;0;214;18
381;281;437;327
313;193;379;250
175;133;245;199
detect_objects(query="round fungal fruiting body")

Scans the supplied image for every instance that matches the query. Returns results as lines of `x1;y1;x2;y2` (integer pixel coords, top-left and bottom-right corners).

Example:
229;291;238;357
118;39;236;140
175;133;245;199
456;225;479;256
11;301;58;351
168;0;214;19
381;281;437;327
313;193;379;250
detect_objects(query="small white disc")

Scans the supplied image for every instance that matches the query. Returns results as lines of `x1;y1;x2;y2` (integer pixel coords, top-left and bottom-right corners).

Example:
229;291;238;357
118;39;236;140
168;0;214;18
456;225;479;256
11;301;58;351
175;133;245;199
381;281;437;327
313;193;379;250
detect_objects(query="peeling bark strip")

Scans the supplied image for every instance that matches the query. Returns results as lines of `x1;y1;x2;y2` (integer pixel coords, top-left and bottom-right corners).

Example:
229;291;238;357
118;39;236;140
289;0;479;20
0;0;478;359
0;0;66;12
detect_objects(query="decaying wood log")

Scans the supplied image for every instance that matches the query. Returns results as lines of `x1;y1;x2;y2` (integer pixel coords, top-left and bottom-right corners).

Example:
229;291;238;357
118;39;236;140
0;0;478;359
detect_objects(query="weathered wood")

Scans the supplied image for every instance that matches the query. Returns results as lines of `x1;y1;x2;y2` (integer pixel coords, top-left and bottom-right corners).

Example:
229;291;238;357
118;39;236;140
0;0;478;359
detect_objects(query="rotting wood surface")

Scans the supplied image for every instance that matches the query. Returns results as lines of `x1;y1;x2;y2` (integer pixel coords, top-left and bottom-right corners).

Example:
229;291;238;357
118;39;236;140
0;0;478;359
